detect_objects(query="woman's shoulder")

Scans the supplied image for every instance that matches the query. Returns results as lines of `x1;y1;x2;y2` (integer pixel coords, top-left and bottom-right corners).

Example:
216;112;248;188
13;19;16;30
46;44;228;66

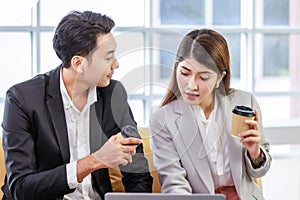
150;99;179;118
228;88;254;98
225;88;257;107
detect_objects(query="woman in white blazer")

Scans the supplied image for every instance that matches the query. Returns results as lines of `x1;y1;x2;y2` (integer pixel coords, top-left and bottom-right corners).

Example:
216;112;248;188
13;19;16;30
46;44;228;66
149;29;271;200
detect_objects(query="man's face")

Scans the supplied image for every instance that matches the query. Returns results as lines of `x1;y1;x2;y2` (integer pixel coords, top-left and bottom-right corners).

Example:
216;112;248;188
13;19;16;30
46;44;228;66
83;33;119;87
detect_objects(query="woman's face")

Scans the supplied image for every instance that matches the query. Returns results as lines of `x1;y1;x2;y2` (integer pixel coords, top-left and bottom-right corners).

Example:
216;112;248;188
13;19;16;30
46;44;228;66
176;57;220;106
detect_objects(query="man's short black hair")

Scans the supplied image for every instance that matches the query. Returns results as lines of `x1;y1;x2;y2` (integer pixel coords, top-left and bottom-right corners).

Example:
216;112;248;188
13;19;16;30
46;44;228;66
53;10;115;68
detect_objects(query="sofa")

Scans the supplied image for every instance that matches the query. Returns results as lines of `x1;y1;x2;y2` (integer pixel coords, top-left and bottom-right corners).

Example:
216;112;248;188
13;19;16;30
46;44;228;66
0;127;262;197
109;127;262;192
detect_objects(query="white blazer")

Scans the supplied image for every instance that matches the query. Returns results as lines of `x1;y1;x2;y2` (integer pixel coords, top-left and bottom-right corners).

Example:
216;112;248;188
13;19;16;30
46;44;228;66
150;89;271;200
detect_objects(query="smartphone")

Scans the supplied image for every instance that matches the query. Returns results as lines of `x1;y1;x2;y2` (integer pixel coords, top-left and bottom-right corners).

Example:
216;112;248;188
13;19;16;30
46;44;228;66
121;125;139;138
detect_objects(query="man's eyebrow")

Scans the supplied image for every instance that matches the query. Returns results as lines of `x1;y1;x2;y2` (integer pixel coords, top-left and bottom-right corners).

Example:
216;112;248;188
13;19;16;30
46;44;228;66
106;50;115;55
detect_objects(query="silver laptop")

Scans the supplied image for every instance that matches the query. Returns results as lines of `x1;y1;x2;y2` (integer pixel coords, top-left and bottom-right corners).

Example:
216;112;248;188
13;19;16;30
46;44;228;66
105;193;226;200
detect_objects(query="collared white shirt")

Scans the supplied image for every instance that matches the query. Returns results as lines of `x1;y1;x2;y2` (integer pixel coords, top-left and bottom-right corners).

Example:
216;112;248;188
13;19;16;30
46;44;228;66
191;94;234;189
60;70;101;200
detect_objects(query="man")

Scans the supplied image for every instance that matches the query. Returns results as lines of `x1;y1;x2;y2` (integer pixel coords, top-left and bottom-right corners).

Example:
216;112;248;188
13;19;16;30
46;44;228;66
1;10;152;200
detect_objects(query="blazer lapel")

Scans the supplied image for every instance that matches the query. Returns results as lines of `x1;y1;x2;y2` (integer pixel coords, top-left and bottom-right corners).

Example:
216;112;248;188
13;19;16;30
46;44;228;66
46;66;70;163
174;99;214;193
89;101;107;154
220;96;243;194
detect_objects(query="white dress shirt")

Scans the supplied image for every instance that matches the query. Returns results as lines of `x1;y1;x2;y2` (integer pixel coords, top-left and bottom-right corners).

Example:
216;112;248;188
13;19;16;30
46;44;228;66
191;94;234;189
60;70;101;200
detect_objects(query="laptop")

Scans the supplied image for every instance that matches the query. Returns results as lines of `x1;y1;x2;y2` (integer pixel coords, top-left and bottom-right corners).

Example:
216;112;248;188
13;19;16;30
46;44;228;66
105;193;226;200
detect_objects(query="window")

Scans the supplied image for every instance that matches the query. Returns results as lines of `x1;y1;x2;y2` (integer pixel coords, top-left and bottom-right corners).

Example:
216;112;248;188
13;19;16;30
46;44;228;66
0;32;32;98
159;0;205;25
0;0;299;132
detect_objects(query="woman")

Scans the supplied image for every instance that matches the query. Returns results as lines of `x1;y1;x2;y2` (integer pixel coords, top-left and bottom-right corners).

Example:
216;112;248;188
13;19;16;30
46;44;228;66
149;29;271;200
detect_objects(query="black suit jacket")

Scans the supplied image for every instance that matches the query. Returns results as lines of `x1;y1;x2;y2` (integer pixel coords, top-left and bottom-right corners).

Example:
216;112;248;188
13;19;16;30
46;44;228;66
1;66;152;200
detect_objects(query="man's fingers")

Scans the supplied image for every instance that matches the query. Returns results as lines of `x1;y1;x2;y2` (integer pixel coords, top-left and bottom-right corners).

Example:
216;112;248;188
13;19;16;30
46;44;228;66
119;152;133;165
121;145;137;155
120;137;142;145
93;134;140;167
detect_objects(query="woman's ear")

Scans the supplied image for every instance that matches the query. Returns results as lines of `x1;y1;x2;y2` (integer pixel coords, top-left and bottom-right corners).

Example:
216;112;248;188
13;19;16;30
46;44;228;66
216;71;227;88
222;71;227;77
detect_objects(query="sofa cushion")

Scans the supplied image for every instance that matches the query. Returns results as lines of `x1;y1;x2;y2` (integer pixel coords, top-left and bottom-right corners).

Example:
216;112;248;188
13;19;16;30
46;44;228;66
109;127;161;192
0;137;5;198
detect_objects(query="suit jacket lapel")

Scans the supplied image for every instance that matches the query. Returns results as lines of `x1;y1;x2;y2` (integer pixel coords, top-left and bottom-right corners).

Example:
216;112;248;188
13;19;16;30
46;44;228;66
220;95;243;194
89;101;107;153
46;66;70;163
174;99;214;193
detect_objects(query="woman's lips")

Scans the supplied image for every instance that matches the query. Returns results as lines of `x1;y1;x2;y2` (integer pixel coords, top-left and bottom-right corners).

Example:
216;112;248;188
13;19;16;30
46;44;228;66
185;92;199;100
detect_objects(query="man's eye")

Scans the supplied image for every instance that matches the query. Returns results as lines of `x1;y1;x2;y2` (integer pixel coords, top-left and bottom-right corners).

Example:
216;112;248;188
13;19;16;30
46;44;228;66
200;77;209;81
105;57;113;61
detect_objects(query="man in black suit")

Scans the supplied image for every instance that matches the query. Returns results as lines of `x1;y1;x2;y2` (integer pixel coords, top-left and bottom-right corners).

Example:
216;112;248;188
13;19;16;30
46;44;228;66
1;10;152;200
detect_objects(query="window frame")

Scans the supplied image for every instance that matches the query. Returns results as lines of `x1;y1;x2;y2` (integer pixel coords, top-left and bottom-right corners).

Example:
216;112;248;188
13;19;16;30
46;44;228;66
0;0;299;145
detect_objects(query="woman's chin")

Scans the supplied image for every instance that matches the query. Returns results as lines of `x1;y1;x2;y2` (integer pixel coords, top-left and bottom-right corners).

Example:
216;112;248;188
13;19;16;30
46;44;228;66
182;96;199;105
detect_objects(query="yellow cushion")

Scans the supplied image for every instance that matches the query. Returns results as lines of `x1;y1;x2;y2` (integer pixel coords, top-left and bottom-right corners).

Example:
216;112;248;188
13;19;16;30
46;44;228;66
0;137;5;198
109;127;161;192
252;177;263;189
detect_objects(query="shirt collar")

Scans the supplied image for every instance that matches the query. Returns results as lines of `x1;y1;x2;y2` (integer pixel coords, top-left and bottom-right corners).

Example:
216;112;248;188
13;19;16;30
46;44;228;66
60;69;97;112
190;93;219;123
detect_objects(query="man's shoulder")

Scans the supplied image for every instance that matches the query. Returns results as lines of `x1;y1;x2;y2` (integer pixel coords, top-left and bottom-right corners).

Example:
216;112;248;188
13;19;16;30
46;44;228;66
7;67;60;97
8;74;48;95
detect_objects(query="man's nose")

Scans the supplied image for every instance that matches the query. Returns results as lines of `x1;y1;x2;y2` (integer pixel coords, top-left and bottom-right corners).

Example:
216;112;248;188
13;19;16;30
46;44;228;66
112;57;119;69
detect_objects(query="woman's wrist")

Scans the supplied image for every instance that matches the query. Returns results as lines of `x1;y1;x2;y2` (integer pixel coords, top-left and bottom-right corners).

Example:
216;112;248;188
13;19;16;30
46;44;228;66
249;149;266;168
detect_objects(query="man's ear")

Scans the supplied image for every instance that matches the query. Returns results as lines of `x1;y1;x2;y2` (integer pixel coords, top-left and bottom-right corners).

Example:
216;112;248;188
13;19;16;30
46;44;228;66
70;56;86;74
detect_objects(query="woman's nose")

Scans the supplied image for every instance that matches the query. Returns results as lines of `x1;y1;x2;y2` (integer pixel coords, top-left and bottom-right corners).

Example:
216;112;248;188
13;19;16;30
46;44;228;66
187;77;198;91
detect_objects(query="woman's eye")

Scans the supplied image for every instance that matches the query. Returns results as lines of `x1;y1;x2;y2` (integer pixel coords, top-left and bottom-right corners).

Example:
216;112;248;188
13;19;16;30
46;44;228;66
106;57;113;61
180;69;190;76
181;72;188;76
200;77;209;81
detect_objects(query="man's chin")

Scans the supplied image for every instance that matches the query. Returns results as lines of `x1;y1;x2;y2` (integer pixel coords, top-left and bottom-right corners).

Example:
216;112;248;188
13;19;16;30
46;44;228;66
97;79;110;87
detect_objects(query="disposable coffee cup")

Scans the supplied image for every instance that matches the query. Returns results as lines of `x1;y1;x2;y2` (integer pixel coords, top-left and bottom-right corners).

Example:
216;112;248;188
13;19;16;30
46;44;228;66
231;105;255;137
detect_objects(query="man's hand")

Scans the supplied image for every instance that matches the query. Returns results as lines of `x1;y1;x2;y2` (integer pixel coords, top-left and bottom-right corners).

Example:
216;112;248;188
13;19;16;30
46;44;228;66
76;133;142;183
91;133;142;168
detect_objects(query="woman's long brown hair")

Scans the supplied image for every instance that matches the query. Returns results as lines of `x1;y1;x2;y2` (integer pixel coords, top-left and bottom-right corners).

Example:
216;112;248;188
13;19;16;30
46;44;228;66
161;29;232;107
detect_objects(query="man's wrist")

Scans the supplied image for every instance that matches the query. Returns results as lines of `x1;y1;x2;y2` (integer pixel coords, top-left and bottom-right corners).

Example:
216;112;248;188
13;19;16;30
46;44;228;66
77;155;102;183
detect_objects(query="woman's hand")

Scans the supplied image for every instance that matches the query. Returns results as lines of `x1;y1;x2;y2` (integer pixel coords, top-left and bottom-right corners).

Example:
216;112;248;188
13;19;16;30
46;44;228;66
238;109;261;159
